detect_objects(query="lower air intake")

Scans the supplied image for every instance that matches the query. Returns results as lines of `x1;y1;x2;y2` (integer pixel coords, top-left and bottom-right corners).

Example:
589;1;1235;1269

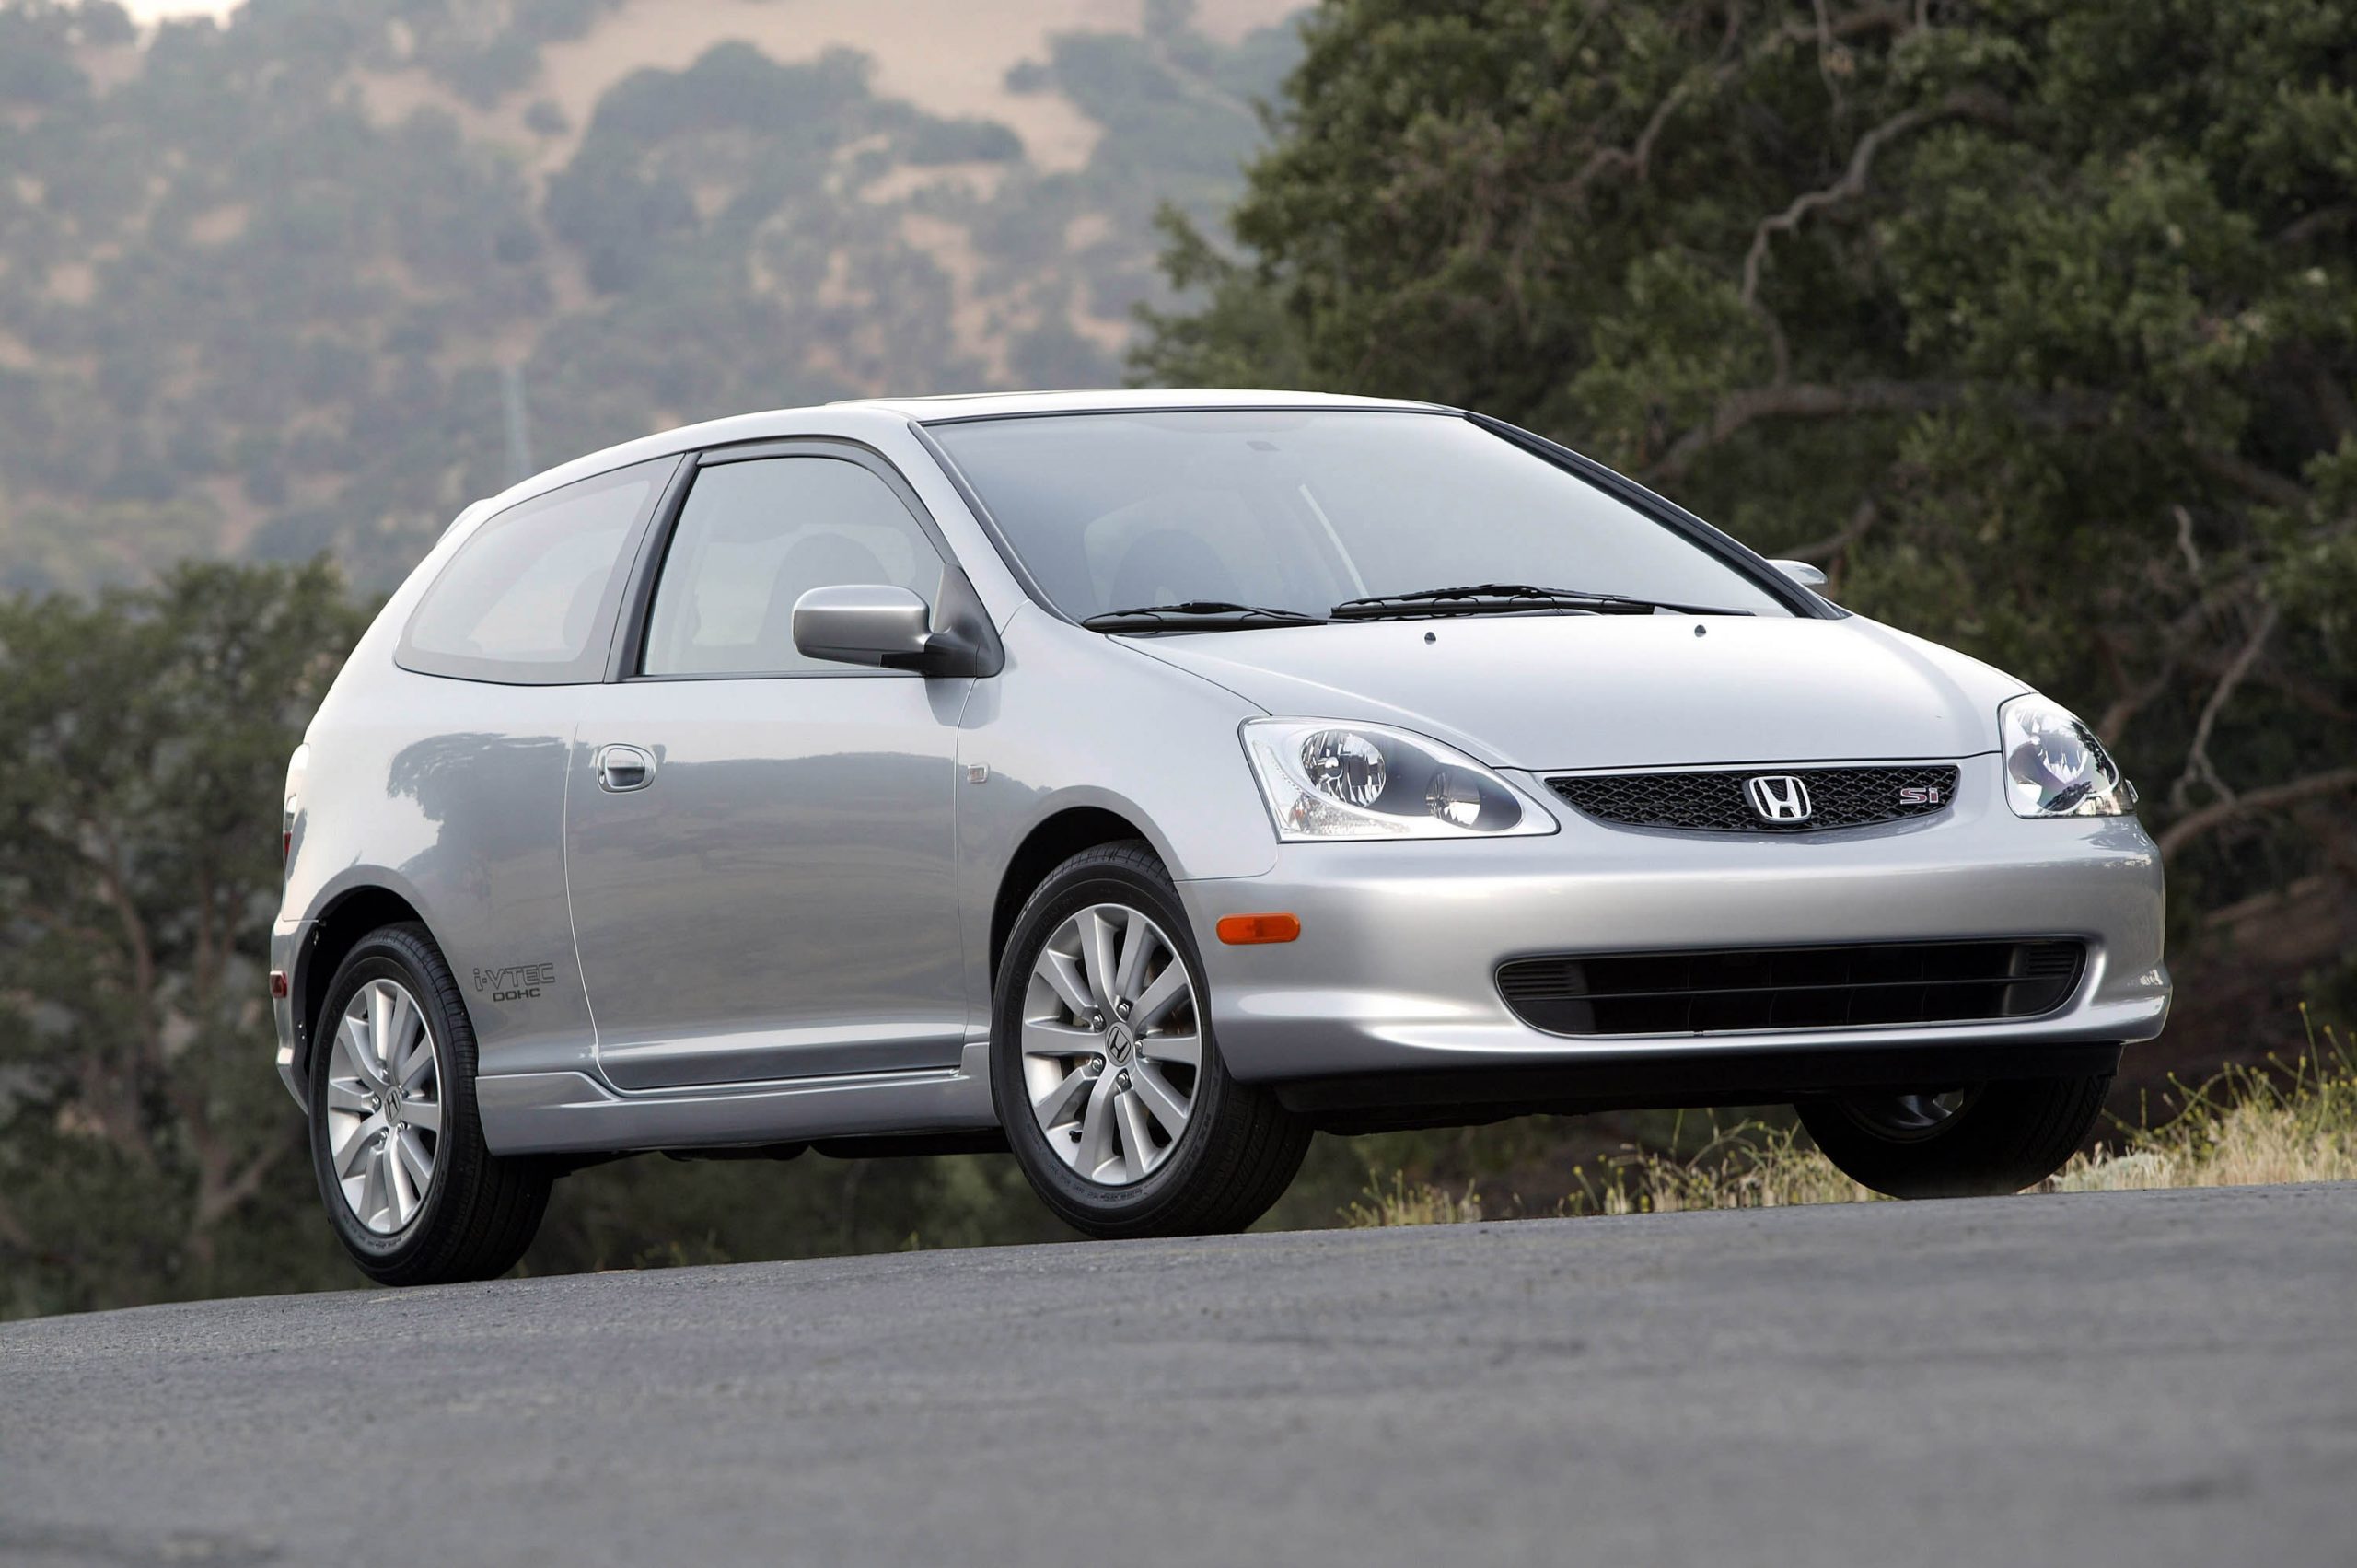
1497;939;2086;1036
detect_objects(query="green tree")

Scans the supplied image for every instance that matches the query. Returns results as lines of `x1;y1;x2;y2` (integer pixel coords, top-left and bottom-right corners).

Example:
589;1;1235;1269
1139;0;2357;1040
0;0;1310;590
0;562;1086;1313
0;560;371;1314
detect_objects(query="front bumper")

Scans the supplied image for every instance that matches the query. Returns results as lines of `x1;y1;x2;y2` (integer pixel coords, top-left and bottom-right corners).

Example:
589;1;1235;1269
1176;755;2169;1090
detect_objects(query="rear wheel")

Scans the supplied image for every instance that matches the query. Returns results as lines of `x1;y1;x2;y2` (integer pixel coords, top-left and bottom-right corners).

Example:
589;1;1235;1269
993;842;1308;1238
308;923;552;1284
1797;1071;2112;1199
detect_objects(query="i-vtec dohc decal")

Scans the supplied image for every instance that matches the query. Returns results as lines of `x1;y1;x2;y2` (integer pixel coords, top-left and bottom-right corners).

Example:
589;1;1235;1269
1898;784;1945;806
472;961;556;1004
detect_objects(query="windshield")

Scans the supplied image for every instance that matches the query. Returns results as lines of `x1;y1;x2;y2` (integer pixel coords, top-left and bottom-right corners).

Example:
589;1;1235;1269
928;409;1794;623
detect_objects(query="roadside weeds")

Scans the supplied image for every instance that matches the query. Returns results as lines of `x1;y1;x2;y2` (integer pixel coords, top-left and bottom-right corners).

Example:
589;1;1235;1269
1343;1010;2356;1226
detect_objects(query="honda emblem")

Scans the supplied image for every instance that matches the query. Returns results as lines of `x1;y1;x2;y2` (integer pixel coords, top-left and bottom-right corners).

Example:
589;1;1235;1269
1745;774;1813;823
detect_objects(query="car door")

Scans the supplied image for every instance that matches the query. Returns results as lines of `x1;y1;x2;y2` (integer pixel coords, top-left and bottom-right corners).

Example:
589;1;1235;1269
565;444;972;1091
385;456;680;1081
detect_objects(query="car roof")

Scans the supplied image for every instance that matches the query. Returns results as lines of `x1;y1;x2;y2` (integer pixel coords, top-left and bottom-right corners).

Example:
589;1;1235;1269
838;387;1450;421
468;389;1457;522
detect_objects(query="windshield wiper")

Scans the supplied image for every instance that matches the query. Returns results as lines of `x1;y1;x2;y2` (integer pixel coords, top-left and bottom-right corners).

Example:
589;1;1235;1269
1081;600;1331;633
1329;583;1751;620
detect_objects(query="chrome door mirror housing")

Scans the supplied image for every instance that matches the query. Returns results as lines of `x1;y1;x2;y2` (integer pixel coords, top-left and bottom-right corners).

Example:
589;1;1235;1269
793;584;972;675
1769;558;1829;588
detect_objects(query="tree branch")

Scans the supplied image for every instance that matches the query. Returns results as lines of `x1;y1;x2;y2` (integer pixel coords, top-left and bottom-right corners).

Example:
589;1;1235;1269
2158;765;2357;858
1554;3;1918;206
1140;36;1258;129
1738;89;2013;317
84;818;162;1165
1566;76;1694;195
2094;600;2210;747
2274;205;2353;249
1646;380;2309;507
1648;378;1966;481
1810;0;1849;113
2172;503;2206;579
1782;1;1917;52
2256;667;2357;727
194;1130;296;1229
2169;601;2279;809
2194;446;2312;510
2298;348;2357;443
1782;493;1878;563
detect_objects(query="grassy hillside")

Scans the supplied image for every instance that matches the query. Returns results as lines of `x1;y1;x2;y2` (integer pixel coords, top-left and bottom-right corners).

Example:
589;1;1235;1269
0;0;1304;589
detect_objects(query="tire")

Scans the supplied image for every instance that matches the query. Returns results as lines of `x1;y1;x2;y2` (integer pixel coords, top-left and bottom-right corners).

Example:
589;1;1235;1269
308;923;552;1285
993;841;1309;1239
1797;1071;2113;1199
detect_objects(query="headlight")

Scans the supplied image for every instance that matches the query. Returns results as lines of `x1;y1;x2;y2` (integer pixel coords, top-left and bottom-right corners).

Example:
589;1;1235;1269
1998;696;2137;818
1242;719;1557;841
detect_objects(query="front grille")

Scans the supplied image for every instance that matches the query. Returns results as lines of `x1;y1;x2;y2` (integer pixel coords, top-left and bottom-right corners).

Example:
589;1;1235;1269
1549;764;1960;833
1497;939;2085;1036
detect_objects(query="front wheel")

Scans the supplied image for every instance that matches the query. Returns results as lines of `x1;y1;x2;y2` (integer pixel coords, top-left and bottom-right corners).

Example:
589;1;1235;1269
308;923;552;1284
993;842;1308;1238
1797;1071;2113;1199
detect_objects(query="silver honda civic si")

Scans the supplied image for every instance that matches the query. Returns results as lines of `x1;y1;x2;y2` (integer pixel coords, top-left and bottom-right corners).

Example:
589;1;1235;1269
272;389;2168;1283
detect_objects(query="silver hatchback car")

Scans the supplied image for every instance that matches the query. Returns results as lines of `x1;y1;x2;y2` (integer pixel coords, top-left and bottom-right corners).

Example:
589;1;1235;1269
273;389;2168;1283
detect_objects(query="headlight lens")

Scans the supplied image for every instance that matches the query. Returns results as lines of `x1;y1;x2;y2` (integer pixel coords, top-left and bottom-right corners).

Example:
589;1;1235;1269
1999;696;2137;818
1242;719;1556;841
1301;728;1387;807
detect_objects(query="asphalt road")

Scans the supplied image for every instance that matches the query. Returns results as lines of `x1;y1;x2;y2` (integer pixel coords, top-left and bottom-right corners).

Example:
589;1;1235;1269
3;1183;2352;1568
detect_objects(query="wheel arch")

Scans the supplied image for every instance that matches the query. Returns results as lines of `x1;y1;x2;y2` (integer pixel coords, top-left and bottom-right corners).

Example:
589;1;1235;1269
989;806;1155;988
293;884;437;1092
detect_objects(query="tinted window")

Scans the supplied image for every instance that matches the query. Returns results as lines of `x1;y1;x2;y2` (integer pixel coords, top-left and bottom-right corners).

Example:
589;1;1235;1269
930;410;1792;620
401;459;672;684
642;456;945;678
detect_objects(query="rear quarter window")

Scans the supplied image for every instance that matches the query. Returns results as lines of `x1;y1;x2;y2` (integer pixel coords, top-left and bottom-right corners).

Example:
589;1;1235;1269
399;458;677;685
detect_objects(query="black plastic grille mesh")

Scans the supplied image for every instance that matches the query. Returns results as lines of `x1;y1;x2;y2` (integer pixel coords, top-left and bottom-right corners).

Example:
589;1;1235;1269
1549;764;1960;833
1498;940;2086;1036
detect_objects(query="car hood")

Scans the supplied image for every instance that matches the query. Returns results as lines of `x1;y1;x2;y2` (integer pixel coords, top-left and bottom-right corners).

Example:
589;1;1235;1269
1123;613;2025;771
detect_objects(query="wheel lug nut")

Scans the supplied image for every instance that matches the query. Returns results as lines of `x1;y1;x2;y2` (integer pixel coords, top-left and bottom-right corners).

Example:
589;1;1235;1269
1116;1070;1132;1091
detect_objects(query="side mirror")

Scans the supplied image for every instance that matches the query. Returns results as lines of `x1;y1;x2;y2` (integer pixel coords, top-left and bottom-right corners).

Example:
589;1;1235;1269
792;584;971;675
1769;558;1828;589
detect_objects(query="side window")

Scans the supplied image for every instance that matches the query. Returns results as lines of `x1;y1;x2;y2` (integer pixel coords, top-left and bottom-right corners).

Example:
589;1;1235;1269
401;459;671;685
641;456;946;678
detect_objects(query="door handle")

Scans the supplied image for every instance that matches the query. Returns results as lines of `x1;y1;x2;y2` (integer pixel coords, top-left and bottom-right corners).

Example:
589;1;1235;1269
594;744;656;793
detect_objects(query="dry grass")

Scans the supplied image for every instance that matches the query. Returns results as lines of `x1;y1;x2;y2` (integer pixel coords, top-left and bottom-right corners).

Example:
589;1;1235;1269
1340;1119;1873;1226
1341;1010;2356;1227
2055;1013;2357;1191
1341;1171;1487;1228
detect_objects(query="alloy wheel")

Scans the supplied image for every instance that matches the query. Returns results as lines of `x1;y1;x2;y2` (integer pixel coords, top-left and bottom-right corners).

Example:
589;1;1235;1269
325;978;445;1234
1020;903;1202;1186
1841;1086;1977;1143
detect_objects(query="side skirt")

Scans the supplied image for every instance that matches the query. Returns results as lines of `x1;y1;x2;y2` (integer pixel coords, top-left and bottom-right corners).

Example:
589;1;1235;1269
480;1040;999;1156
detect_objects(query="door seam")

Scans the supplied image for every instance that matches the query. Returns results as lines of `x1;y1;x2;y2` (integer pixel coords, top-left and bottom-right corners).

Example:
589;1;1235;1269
558;715;608;1086
952;671;984;1046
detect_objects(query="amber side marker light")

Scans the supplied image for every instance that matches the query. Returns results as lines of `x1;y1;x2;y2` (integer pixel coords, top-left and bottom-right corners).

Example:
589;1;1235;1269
1216;913;1302;946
